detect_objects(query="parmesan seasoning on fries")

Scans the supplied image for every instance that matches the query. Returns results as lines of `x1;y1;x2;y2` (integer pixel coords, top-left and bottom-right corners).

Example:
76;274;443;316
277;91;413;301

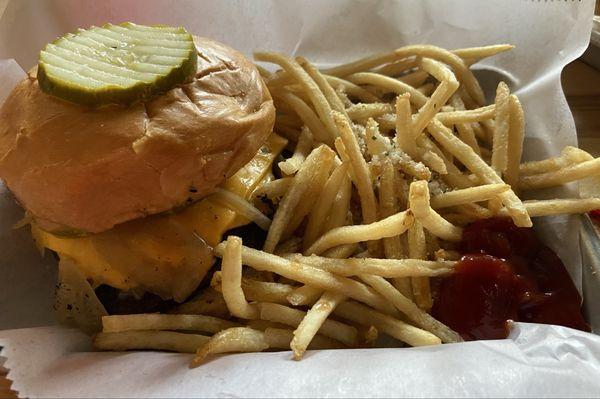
90;43;598;366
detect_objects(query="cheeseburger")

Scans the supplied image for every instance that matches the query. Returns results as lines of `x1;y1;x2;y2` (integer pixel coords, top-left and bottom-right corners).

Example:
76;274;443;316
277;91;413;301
0;23;279;315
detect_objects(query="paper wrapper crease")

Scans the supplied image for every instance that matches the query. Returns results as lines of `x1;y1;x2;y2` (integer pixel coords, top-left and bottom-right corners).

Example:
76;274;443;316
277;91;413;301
0;0;599;397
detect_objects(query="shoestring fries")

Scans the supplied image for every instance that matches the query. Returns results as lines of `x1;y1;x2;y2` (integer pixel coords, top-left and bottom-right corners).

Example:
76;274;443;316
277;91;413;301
94;43;600;366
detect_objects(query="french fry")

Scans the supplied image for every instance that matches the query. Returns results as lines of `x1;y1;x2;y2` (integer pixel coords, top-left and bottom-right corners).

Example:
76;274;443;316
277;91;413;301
335;86;354;108
399;70;429;87
408;220;433;311
191;327;269;367
284;253;454;279
504;95;525;190
305;210;414;255
213;243;398;315
247;319;294;331
373;113;397;133
359;274;462;343
323;243;360;259
241;279;297;304
221;236;259;319
520;157;600;190
334;301;441;347
409;181;463;242
265;69;291;86
287;285;324;306
395;93;417;158
496;198;600;218
297;57;346;114
392;45;485;105
418;136;473;189
427;119;532;227
365;118;392;157
491;82;510;174
430;184;510;209
258;302;358;346
101;314;238;334
278;127;314;176
264;145;335;252
412;58;459;138
325;75;381;103
332;110;382;255
276;91;330;144
379;160;412;299
291;291;347;359
304;163;350;249
449;95;481;156
375;57;419;76
420;149;448;175
323;163;352;233
212;189;271;231
435;104;495;125
95;331;210;354
347;103;394;121
255;52;338;144
284;152;335;237
346;72;428;107
369;149;432;181
519;146;593;176
323;51;405;77
264;328;344;351
452;44;514;63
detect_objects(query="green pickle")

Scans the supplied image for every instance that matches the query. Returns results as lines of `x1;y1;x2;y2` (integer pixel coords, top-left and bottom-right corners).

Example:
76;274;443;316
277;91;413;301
37;22;197;107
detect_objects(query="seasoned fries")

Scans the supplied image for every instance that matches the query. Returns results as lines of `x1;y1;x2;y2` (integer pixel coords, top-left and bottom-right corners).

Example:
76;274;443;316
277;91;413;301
91;43;600;366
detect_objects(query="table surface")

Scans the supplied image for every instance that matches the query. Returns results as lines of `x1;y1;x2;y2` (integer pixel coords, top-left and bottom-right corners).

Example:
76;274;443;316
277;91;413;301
1;59;599;399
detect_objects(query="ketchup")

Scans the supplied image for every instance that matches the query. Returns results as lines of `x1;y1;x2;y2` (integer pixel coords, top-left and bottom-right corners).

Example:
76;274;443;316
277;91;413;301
432;218;590;341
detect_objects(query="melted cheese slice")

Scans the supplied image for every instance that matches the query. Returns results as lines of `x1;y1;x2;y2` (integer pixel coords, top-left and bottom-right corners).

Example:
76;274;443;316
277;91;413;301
32;134;287;302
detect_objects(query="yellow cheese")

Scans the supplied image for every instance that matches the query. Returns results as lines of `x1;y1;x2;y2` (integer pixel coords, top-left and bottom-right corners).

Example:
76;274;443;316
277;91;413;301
32;134;287;301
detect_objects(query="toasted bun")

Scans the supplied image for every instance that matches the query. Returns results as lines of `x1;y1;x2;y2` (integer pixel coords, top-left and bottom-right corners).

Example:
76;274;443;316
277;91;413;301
0;37;275;233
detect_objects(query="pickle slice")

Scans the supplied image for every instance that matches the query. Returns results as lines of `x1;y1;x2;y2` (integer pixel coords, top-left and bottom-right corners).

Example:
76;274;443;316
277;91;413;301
37;22;197;107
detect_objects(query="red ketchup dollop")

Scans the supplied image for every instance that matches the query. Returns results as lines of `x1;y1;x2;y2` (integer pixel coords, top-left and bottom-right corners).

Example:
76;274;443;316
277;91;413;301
432;218;590;341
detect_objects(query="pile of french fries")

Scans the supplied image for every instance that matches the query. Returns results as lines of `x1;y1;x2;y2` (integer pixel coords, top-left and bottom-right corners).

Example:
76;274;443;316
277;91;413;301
94;44;600;367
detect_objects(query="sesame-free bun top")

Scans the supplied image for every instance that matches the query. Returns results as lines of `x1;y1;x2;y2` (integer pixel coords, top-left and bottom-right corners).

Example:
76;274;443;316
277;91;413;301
0;36;275;233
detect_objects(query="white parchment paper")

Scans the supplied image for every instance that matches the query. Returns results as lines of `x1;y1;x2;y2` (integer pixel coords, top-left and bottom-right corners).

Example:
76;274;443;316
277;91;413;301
0;0;598;397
